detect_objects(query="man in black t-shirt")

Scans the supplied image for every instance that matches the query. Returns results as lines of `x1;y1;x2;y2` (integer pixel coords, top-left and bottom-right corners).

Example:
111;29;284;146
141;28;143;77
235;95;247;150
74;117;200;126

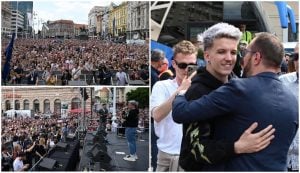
26;66;38;85
99;103;109;126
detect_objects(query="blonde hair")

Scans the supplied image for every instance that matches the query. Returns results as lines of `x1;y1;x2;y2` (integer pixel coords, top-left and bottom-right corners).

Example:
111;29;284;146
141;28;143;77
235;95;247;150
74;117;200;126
39;137;46;145
173;40;198;59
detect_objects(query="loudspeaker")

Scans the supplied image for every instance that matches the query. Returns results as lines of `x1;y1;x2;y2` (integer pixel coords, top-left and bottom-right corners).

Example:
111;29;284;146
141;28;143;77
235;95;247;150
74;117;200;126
66;134;76;141
38;158;57;171
93;143;107;152
88;144;111;163
56;142;68;151
93;134;106;144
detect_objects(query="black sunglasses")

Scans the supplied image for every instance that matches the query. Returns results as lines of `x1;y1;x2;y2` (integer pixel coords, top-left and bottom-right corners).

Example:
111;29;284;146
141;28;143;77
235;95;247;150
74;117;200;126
292;52;299;61
174;60;197;69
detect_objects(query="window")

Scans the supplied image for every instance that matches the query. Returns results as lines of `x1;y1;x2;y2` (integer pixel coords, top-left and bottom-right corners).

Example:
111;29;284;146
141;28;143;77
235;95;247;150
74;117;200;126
15;100;20;110
33;99;40;113
23;100;29;110
44;99;50;113
71;97;81;109
54;99;61;115
5;100;11;110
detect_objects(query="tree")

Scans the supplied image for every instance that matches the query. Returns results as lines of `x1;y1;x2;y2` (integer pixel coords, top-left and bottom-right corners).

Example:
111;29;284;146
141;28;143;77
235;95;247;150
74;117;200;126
126;88;149;108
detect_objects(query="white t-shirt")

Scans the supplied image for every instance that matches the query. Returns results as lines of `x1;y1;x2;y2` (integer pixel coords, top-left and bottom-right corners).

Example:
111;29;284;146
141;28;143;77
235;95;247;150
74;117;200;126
116;71;128;86
279;72;298;170
72;67;81;80
13;157;23;171
279;72;297;83
150;79;182;154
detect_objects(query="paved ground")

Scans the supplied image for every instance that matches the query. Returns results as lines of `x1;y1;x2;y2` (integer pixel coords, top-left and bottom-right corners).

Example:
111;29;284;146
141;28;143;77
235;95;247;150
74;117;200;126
106;130;149;171
77;130;149;171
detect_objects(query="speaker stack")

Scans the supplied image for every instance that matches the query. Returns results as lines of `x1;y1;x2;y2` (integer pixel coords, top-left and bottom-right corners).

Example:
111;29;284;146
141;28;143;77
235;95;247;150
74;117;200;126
79;129;112;171
55;142;69;151
38;158;57;171
35;139;80;171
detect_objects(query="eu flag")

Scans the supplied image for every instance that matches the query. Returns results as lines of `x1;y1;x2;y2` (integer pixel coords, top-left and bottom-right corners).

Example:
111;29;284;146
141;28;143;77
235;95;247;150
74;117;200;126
2;33;16;83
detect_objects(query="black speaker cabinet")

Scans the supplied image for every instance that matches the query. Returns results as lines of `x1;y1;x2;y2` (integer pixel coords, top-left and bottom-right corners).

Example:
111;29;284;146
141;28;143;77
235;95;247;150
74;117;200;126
89;144;111;163
56;142;69;151
38;158;57;171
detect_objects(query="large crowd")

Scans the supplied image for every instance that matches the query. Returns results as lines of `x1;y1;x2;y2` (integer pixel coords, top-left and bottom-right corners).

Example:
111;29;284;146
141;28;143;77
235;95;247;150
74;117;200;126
1;104;149;171
1;38;149;85
1;114;78;171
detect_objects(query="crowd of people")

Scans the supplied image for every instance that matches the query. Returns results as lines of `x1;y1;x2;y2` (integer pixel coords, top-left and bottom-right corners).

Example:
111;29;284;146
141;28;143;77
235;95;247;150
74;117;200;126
1;102;150;171
1;114;78;171
1;38;149;85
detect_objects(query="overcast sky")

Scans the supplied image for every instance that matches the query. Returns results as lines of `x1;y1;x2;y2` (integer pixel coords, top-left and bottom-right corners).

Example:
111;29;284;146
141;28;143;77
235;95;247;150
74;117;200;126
33;0;122;30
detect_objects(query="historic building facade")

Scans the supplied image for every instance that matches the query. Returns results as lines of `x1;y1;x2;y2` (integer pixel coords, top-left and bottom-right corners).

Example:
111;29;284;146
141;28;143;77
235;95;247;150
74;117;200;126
2;87;92;115
127;1;149;40
109;2;128;37
88;6;105;37
46;20;75;38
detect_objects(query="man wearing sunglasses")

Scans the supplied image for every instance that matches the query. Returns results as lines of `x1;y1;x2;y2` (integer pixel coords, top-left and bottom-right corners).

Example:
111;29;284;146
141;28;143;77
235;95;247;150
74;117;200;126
172;32;298;171
151;40;198;171
279;43;299;171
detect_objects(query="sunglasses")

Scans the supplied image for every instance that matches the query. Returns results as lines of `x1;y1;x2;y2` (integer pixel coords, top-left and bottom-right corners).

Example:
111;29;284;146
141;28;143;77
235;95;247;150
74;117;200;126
174;60;197;69
292;52;299;61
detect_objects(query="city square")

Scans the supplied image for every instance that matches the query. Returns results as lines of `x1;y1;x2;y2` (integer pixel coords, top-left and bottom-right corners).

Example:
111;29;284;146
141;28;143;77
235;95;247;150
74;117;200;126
2;1;149;86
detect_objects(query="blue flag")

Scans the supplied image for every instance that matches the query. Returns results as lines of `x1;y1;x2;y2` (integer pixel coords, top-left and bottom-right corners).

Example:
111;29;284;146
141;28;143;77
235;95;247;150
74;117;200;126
2;33;16;82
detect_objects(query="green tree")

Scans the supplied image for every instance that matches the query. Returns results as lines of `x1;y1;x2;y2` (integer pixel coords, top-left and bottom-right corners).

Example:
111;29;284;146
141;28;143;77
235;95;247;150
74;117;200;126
126;88;149;108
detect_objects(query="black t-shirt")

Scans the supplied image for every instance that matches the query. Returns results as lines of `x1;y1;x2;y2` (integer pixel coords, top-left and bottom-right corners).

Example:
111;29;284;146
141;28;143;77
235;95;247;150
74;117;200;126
140;70;149;80
24;144;35;166
14;67;23;76
35;145;46;156
99;108;109;123
123;109;139;128
27;71;38;85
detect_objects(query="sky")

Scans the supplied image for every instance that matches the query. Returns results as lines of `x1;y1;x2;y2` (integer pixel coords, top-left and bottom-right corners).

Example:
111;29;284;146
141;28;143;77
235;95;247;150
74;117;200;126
33;0;122;30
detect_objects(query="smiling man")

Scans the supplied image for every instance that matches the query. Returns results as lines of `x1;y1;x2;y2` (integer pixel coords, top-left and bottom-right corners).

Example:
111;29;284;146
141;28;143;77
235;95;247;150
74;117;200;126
176;23;275;171
172;32;298;171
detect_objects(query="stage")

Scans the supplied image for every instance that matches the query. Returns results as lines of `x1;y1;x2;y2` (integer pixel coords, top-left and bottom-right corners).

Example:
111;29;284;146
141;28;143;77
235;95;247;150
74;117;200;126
78;129;149;171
